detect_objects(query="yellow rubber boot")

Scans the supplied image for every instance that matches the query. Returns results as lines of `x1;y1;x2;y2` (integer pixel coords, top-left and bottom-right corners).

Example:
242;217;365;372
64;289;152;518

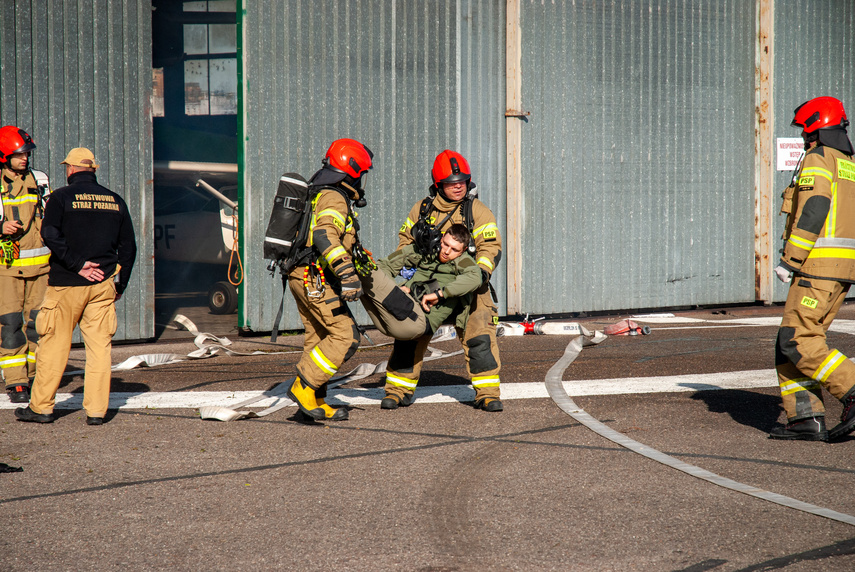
287;377;325;420
316;396;349;421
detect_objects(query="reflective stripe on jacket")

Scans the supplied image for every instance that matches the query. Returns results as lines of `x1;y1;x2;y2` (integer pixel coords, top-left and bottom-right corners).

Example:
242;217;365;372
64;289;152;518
1;169;48;277
306;188;357;281
781;145;855;281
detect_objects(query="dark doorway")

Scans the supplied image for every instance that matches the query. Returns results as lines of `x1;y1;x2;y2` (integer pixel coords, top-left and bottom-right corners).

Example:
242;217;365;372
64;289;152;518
151;0;240;337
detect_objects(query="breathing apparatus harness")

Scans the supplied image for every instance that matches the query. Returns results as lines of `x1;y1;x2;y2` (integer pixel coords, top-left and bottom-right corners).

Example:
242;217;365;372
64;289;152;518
293;185;376;296
411;189;500;304
0;169;47;264
411;192;475;263
268;182;378;342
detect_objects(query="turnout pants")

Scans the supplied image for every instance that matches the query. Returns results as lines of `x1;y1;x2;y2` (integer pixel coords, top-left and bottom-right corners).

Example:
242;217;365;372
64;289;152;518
385;282;501;402
0;274;47;388
30;280;118;417
288;267;360;390
776;276;855;421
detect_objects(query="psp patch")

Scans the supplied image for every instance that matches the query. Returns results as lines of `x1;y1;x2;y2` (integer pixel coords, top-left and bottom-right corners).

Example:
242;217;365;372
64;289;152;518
800;296;818;310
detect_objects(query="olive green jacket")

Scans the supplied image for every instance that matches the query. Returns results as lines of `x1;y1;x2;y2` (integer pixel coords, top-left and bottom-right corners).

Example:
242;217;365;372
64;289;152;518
377;244;482;331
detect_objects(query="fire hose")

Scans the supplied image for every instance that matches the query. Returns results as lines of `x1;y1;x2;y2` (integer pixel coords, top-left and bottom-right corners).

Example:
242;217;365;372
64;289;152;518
545;337;855;527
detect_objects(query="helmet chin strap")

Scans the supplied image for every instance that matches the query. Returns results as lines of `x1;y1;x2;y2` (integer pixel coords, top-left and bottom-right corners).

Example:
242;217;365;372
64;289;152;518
803;131;819;150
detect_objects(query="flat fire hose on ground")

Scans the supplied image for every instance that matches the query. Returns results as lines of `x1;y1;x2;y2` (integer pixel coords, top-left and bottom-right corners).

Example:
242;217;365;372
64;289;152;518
197;325;462;421
198;345;462;421
545;337;855;527
197;323;603;421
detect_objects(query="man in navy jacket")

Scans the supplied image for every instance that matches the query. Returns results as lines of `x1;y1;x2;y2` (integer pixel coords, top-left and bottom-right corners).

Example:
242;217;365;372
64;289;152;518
15;147;136;426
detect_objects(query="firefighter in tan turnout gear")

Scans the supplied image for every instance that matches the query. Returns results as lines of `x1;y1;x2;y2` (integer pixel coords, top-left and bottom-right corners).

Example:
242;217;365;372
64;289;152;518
286;138;375;422
0;126;50;404
771;96;855;442
383;150;503;411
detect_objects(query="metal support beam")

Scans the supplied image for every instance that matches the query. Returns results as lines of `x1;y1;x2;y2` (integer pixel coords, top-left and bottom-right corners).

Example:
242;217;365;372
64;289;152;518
755;0;775;303
506;0;523;314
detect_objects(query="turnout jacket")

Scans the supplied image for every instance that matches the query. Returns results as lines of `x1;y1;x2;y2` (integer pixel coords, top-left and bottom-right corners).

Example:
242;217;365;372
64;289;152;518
377;244;482;331
0;168;49;277
398;194;502;279
303;187;358;284
780;145;855;282
41;171;137;294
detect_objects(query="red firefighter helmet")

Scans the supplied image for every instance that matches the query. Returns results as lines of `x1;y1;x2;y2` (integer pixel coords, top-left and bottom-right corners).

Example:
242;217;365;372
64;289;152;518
431;150;471;188
323;138;373;179
0;125;37;162
792;97;849;134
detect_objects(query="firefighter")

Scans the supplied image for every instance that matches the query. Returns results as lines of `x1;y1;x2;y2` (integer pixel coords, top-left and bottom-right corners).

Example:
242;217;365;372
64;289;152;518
285;138;374;422
771;96;855;442
0;126;50;404
383;150;503;411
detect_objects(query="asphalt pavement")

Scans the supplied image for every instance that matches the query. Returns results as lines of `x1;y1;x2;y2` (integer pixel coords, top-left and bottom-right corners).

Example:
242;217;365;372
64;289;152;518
1;302;854;571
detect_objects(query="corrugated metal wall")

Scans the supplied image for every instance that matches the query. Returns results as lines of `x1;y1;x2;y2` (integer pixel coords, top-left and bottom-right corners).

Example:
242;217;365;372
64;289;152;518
2;1;852;340
519;0;756;313
240;0;505;332
0;0;154;341
770;0;855;302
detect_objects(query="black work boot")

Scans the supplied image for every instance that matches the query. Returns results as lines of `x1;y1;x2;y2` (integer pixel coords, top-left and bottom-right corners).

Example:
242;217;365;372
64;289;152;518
6;384;30;404
769;417;828;441
380;392;414;410
14;406;54;424
474;397;504;412
828;390;855;441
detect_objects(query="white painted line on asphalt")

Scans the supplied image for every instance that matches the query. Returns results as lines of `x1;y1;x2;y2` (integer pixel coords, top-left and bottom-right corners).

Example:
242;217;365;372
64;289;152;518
0;369;778;411
634;316;855;334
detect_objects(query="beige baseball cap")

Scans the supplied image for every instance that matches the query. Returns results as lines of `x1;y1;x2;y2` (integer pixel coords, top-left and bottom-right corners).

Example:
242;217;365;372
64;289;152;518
61;147;99;169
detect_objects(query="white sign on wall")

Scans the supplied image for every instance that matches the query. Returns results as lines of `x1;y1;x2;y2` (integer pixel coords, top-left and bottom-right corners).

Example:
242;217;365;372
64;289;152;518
777;138;804;171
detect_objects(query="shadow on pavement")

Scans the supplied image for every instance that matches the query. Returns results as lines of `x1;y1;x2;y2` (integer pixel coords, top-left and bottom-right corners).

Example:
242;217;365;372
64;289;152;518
690;389;782;433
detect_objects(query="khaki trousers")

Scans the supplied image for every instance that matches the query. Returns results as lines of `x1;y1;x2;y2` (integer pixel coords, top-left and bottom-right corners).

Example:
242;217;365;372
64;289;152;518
358;268;427;340
776;277;855;421
0;274;47;386
288;267;360;389
385;282;502;401
29;281;117;417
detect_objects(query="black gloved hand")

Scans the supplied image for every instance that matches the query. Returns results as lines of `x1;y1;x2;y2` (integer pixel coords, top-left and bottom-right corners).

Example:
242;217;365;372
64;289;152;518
339;279;363;302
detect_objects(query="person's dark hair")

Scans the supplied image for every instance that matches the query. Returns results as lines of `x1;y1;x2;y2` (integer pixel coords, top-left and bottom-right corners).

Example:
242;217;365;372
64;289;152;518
444;223;470;246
